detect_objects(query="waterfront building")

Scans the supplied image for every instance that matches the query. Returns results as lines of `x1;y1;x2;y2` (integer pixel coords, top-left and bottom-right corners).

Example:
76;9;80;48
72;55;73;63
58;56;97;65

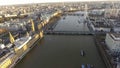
89;17;111;32
110;19;120;33
113;23;120;33
0;31;43;68
88;9;112;32
105;33;120;56
0;44;15;68
0;16;44;68
89;9;105;16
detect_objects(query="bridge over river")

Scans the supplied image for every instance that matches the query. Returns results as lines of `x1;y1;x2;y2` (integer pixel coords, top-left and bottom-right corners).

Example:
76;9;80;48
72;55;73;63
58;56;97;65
44;31;93;35
45;11;92;35
15;11;106;68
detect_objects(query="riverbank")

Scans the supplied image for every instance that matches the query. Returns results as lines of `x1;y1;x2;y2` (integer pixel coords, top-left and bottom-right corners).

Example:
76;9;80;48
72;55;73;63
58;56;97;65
94;34;114;68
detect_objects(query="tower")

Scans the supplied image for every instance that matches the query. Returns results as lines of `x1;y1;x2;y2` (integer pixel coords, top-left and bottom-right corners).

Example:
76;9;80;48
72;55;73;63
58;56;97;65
9;32;15;43
30;19;35;32
84;4;88;19
26;32;29;37
111;1;118;17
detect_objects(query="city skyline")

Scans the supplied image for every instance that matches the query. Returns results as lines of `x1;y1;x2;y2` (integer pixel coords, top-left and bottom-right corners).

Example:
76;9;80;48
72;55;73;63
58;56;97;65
0;0;117;6
0;1;120;68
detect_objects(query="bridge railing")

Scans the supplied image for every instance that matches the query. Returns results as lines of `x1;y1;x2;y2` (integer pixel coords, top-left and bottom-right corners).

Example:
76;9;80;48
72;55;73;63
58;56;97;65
44;30;93;35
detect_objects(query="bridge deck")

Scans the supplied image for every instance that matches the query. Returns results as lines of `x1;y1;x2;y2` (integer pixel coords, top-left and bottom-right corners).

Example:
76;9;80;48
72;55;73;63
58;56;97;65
44;31;93;35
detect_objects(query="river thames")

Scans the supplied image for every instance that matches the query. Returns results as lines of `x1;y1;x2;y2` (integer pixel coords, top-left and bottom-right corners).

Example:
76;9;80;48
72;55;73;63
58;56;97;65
15;11;106;68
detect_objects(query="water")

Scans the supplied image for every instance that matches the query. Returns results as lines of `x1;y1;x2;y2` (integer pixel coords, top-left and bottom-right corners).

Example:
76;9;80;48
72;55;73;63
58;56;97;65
15;11;106;68
15;35;106;68
53;11;89;32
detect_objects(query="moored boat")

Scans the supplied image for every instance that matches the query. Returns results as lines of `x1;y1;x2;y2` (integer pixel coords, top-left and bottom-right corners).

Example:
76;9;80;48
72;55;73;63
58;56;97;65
87;64;91;68
80;50;85;56
81;64;85;68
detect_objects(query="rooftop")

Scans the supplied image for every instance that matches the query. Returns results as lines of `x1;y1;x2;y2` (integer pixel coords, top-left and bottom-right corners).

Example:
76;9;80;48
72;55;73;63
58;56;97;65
90;17;111;28
110;19;120;27
0;44;14;63
89;9;105;16
112;33;120;38
14;36;31;49
109;33;120;41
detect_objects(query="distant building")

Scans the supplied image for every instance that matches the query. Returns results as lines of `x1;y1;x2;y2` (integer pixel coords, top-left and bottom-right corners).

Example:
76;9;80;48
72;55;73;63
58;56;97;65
110;19;120;33
89;17;111;32
0;21;27;31
105;33;120;56
89;9;105;16
88;9;112;32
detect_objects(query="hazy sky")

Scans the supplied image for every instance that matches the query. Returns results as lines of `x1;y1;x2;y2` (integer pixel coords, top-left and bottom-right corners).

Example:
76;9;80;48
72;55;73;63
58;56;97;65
0;0;116;5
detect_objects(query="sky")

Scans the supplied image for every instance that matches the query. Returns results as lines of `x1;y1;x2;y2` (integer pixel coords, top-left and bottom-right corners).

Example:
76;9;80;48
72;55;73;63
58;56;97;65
0;0;116;6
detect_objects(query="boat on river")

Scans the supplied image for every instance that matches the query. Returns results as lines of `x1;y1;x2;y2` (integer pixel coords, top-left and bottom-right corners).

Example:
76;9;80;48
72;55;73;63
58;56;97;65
80;50;85;56
81;64;85;68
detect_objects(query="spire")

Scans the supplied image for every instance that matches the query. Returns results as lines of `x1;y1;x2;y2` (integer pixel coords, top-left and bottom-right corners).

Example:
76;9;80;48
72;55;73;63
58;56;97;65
9;32;15;43
31;19;35;32
40;30;43;38
84;4;88;19
26;31;29;37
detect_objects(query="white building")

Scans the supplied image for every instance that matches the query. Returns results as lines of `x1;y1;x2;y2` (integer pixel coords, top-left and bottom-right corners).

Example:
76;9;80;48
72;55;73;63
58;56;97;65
113;20;120;32
89;17;111;32
113;27;120;32
89;9;105;16
110;19;120;33
90;24;111;32
105;33;120;56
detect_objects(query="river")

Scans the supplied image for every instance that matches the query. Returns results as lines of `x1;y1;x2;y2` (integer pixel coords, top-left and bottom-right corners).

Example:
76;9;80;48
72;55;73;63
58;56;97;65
15;11;106;68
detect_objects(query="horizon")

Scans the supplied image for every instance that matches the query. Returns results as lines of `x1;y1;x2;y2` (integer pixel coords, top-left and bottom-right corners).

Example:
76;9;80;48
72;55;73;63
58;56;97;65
0;0;118;6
